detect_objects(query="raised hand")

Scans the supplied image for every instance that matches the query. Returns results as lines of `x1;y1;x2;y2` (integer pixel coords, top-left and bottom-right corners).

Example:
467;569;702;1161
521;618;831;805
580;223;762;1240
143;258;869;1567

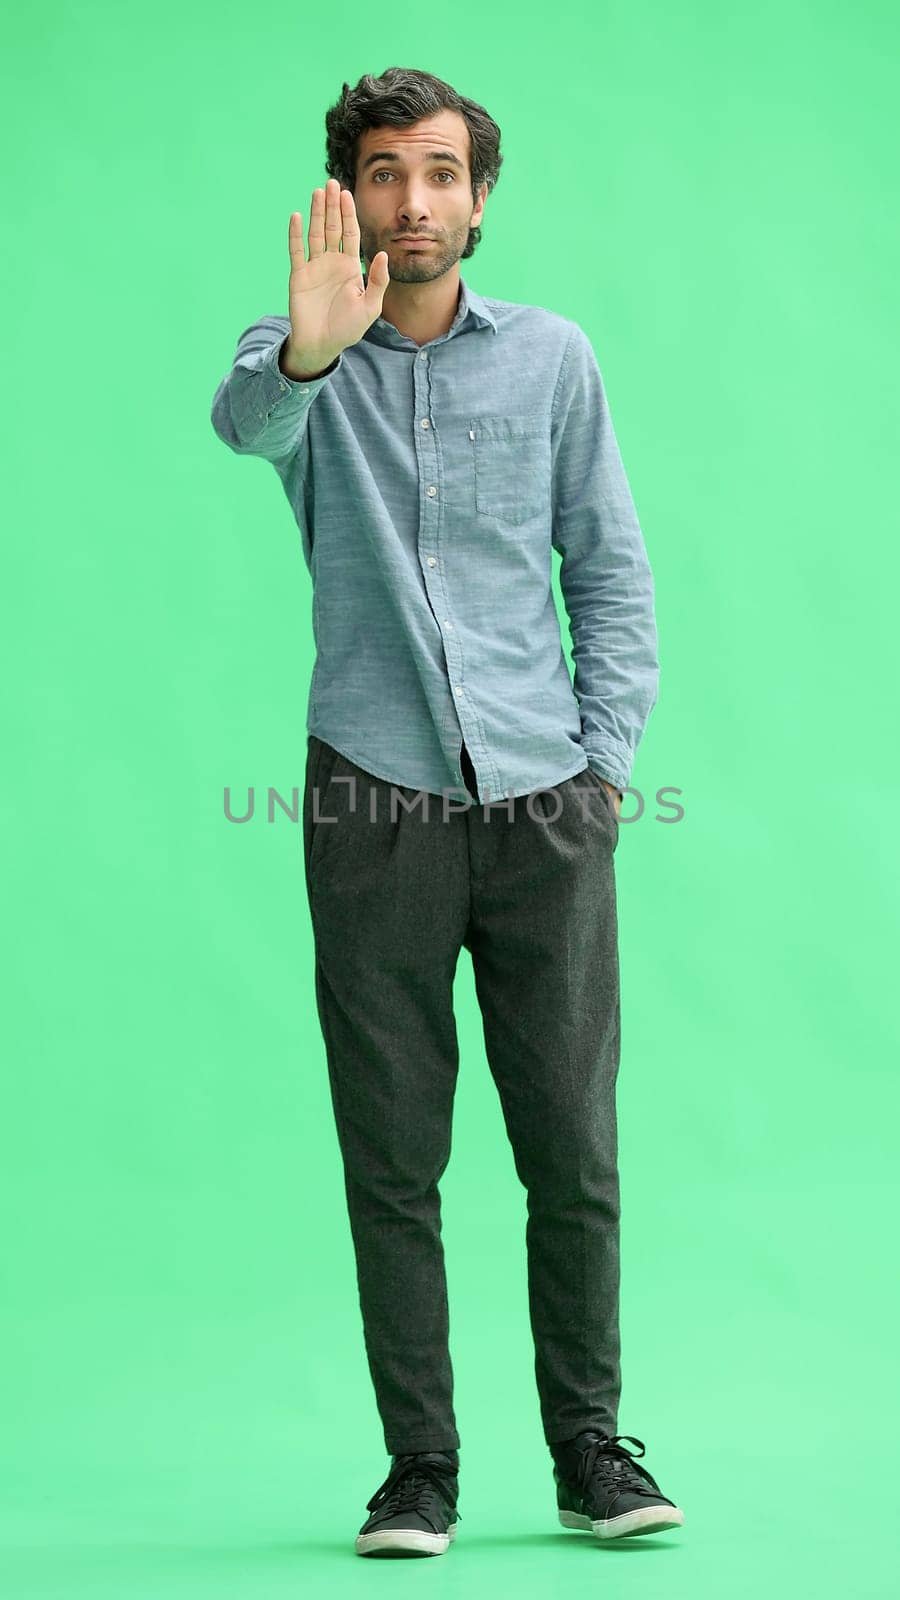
282;179;390;378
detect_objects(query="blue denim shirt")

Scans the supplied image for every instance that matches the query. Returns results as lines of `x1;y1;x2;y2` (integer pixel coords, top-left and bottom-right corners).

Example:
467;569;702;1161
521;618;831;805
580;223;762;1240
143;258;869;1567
210;276;658;799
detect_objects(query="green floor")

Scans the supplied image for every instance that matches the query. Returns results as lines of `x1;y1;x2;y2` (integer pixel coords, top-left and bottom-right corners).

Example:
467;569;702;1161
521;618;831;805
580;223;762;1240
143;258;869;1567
3;1245;897;1600
2;1441;896;1600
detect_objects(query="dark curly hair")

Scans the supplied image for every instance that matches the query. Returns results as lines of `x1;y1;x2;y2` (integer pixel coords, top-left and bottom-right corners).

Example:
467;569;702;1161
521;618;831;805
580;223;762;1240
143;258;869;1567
324;66;503;260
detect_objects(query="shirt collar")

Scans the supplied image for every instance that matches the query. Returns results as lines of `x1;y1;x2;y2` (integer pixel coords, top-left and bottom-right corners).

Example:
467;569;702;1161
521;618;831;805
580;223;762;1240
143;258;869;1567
361;274;497;349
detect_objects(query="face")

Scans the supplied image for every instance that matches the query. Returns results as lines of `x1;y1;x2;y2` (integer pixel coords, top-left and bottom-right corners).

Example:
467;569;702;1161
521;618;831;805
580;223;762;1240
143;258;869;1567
353;109;488;284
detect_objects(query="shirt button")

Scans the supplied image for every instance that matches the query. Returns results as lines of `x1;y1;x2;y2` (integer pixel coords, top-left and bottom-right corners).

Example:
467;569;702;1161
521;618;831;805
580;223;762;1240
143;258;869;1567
427;556;437;567
445;620;453;628
420;418;430;429
426;486;437;497
454;686;463;696
419;352;427;360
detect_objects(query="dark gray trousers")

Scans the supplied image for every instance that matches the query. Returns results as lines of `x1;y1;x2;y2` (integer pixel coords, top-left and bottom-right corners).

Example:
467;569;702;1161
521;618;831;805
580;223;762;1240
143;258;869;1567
302;733;622;1456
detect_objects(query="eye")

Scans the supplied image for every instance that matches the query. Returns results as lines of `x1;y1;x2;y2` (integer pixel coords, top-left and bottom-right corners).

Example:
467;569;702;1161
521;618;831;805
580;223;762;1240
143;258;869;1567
372;170;456;183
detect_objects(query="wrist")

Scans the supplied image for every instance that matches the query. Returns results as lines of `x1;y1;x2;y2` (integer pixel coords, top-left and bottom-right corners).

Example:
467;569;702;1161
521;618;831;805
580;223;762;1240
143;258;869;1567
278;338;339;382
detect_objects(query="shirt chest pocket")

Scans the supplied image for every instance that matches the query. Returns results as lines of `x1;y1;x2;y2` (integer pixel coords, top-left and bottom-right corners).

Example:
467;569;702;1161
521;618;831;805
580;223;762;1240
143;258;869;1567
466;413;550;527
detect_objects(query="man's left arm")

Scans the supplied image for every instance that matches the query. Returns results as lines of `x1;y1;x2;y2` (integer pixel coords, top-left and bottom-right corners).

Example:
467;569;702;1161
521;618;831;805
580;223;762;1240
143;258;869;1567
550;324;660;807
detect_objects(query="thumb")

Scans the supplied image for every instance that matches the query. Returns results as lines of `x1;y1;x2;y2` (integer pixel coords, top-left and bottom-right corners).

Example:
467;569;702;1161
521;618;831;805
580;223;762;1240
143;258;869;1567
364;250;390;305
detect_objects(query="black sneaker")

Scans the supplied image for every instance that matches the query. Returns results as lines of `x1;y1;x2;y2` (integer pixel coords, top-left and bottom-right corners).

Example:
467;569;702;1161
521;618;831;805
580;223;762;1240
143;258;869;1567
552;1430;685;1540
355;1449;461;1556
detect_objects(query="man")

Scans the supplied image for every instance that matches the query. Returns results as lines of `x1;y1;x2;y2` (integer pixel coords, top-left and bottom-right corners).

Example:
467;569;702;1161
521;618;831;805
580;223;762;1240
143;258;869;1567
211;66;683;1559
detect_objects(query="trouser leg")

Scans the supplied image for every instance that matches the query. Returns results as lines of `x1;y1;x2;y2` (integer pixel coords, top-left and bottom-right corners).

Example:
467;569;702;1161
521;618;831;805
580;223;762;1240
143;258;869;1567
464;768;622;1445
303;736;470;1455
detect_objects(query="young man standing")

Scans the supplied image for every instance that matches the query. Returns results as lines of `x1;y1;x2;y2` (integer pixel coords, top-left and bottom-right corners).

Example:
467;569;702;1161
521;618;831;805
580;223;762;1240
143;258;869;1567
211;66;683;1559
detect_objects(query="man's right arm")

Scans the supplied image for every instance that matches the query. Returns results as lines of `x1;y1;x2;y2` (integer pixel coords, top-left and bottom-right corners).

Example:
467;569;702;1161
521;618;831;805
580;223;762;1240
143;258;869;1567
210;316;342;462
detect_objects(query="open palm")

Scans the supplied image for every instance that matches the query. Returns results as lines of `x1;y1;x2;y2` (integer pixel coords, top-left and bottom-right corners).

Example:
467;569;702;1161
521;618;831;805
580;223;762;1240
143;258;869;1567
287;179;390;371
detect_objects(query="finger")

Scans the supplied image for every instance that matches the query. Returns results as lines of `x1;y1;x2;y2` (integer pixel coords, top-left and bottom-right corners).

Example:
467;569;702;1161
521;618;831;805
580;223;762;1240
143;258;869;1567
288;210;307;267
324;177;342;250
307;187;325;256
340;187;360;253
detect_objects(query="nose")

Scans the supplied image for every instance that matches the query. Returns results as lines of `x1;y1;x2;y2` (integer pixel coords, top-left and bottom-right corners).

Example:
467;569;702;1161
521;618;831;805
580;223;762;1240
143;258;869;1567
396;189;433;222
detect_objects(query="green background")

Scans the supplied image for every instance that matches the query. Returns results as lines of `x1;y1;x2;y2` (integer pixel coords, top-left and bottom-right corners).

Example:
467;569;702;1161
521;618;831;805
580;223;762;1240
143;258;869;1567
3;2;898;1596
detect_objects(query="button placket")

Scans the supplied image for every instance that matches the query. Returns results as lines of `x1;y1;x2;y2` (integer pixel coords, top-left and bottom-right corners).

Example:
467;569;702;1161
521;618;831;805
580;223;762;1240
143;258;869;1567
413;351;471;781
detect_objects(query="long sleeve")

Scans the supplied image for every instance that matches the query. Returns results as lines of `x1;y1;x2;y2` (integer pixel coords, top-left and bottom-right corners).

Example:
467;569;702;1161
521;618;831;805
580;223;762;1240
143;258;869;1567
550;325;659;793
210;315;342;462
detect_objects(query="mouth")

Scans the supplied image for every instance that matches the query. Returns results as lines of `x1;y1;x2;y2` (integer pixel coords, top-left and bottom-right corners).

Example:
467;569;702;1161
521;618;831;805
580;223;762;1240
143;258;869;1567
395;237;434;245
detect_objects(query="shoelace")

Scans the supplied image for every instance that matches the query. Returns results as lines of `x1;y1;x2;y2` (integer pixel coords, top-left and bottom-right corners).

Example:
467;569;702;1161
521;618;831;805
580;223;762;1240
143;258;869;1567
366;1456;462;1526
573;1434;667;1504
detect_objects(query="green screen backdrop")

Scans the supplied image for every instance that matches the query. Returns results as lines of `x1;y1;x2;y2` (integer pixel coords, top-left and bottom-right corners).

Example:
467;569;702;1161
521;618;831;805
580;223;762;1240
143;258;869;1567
3;3;898;1597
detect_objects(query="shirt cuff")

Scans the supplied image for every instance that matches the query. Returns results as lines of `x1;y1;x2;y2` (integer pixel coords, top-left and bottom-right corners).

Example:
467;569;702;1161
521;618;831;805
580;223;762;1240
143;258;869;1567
253;339;342;421
582;735;632;794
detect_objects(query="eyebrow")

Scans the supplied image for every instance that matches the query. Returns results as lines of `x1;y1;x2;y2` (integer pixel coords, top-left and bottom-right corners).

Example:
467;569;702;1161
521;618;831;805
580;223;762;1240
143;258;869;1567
360;149;466;173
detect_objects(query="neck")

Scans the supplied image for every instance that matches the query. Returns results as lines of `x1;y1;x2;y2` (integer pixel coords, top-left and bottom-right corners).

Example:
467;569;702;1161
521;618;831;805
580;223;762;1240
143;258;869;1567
366;272;462;347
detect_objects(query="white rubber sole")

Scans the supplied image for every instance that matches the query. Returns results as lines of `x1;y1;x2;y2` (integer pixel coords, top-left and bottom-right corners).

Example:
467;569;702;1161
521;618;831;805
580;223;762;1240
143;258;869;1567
355;1521;457;1556
560;1505;685;1539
